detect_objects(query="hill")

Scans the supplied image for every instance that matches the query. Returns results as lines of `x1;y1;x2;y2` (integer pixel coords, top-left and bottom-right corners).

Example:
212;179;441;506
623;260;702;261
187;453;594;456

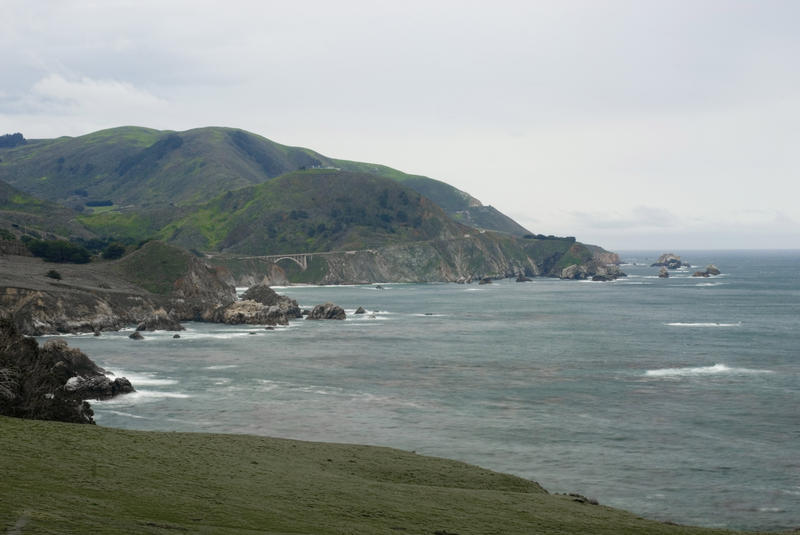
0;416;759;535
160;169;468;254
0;126;530;236
0;179;94;240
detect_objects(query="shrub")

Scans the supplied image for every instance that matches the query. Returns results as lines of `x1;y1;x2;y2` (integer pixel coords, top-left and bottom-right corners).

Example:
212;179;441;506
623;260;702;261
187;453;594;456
46;269;62;280
27;240;91;263
101;242;126;260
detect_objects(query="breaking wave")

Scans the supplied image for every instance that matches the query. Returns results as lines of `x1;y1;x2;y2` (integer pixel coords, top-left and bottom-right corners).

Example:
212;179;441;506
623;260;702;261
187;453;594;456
645;363;773;378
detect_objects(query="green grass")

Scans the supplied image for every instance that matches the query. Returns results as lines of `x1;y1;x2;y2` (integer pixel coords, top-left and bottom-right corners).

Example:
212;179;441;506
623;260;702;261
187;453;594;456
0;416;765;535
113;241;191;294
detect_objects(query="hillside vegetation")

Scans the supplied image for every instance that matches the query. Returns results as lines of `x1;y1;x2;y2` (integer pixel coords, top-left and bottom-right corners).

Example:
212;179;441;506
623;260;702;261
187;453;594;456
0;126;530;236
0;416;761;535
161;169;469;254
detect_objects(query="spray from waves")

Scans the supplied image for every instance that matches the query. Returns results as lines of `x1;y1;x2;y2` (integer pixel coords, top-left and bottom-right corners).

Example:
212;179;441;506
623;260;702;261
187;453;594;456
95;390;192;405
644;363;773;378
108;370;178;386
666;322;742;327
203;364;239;370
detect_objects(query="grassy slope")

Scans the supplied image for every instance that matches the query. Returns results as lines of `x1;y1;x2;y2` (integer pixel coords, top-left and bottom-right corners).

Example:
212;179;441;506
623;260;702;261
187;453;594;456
0;416;760;535
0;179;94;239
112;241;192;295
161;169;468;255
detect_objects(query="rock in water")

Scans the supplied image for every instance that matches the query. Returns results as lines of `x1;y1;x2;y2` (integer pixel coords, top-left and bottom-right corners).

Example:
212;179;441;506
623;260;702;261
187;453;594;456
306;303;346;320
658;267;669;278
705;264;721;276
242;283;302;318
478;277;493;285
129;331;144;340
516;274;532;282
651;253;686;269
211;300;290;326
355;306;366;314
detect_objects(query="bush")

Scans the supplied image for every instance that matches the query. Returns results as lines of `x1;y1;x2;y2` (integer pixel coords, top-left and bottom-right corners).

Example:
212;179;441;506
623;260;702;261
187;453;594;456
45;269;62;280
101;242;126;260
27;240;91;263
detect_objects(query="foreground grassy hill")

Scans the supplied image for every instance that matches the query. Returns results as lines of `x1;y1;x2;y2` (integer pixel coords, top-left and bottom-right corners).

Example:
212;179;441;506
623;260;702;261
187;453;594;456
0;416;763;535
0;126;530;236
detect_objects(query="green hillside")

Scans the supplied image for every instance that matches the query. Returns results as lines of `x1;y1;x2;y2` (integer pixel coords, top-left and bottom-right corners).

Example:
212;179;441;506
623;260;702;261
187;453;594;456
0;416;756;535
0;126;530;236
0;179;94;240
160;169;468;254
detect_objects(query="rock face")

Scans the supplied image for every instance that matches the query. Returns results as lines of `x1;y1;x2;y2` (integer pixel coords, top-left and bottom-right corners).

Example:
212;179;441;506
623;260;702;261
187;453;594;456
241;284;301;318
0;320;134;424
651;253;686;270
306;303;346;320
211;300;290;326
136;308;184;331
0;242;236;335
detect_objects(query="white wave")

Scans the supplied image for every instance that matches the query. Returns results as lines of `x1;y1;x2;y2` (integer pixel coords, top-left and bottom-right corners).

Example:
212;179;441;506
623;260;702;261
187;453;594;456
94;390;191;404
102;410;148;419
464;288;484;291
666;322;741;327
696;282;727;287
203;364;239;370
645;363;772;377
413;313;447;317
109;371;178;386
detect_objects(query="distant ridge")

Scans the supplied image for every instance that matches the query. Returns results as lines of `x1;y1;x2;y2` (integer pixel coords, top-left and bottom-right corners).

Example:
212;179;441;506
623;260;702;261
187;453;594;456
0;126;531;236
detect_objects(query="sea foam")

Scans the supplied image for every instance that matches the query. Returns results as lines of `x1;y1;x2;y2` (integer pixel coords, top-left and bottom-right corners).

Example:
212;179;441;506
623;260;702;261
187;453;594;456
645;363;772;377
666;322;741;327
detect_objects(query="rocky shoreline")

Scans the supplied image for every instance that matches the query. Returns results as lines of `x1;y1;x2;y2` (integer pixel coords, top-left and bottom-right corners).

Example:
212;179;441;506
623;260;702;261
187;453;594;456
0;319;134;424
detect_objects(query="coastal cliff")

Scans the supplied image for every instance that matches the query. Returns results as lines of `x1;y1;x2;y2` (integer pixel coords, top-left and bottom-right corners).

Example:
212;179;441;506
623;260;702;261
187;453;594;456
0;241;235;335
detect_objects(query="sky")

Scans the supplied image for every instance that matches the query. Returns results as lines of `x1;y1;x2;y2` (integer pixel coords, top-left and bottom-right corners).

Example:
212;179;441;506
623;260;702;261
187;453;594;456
2;0;799;250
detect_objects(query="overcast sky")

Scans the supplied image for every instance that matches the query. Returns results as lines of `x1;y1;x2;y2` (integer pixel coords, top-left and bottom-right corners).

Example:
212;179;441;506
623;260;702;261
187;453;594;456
2;1;798;250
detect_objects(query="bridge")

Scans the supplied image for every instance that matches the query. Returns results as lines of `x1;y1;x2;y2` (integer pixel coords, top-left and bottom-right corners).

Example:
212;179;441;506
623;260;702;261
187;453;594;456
259;253;308;270
212;249;379;272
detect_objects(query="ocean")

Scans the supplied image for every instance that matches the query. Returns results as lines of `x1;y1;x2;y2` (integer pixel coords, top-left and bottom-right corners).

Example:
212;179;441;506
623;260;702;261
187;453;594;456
53;250;799;531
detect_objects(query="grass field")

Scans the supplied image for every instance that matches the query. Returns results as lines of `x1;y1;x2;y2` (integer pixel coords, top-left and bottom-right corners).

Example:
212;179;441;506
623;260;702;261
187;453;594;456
1;416;771;535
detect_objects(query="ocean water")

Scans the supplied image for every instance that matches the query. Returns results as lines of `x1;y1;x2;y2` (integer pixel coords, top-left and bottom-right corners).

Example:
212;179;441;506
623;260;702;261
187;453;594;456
55;250;799;531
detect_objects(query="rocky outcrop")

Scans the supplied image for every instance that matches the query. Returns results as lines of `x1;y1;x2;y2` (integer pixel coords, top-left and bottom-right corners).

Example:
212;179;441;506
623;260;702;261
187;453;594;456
241;284;301;318
516;274;532;282
692;264;721;277
355;306;367;314
651;253;687;269
306;303;346;320
658;267;669;278
167;254;237;321
211;300;290;326
0;320;134;424
136;308;184;331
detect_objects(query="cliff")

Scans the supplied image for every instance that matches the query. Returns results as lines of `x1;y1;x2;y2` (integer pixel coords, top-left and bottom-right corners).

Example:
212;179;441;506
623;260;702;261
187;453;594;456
0;241;235;335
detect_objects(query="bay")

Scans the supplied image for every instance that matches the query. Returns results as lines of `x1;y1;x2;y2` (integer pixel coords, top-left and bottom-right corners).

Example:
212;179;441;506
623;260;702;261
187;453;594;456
56;250;799;531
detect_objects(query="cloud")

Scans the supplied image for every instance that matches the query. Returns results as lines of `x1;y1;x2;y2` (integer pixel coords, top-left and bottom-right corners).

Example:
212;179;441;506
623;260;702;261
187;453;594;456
27;74;167;114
